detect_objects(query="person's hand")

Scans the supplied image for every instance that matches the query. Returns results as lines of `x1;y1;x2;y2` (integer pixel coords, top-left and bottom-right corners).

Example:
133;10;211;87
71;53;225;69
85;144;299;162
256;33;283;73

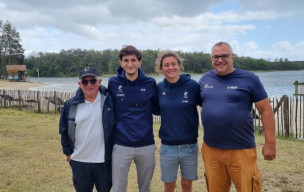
262;142;276;161
67;155;71;163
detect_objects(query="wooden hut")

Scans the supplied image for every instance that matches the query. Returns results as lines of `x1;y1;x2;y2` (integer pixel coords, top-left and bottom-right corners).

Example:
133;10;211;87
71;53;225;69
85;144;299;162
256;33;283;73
294;81;304;96
6;65;27;82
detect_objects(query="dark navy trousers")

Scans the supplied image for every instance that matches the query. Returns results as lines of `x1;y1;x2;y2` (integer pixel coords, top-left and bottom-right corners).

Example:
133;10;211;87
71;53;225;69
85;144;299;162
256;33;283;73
70;160;112;192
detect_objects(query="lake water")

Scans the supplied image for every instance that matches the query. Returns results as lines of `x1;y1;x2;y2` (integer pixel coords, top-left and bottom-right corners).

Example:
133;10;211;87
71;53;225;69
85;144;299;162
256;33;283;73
29;70;304;98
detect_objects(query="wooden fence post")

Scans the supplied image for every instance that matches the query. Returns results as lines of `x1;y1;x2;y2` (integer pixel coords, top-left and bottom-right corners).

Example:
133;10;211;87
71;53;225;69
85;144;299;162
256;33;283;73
18;90;21;110
54;91;57;114
295;96;298;138
299;96;304;139
3;90;7;108
37;91;41;113
283;95;289;137
275;99;280;136
46;97;50;113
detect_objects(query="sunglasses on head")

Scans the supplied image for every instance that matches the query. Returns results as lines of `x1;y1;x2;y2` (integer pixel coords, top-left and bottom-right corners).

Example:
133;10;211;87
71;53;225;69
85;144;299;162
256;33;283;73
81;78;97;85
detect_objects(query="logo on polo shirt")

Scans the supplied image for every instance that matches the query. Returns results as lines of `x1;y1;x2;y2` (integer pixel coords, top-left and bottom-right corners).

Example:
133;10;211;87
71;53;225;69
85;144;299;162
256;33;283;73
184;91;188;98
118;85;123;92
182;90;189;103
117;84;124;97
204;84;213;88
227;86;238;89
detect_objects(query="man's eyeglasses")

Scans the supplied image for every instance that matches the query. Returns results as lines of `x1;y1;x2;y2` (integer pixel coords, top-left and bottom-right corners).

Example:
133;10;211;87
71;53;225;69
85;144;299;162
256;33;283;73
81;78;97;86
210;54;230;61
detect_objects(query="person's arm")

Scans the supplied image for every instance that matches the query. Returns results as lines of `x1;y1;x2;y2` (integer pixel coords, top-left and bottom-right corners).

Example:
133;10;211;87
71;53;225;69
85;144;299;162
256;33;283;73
59;104;73;158
67;155;71;163
195;82;202;107
255;98;276;161
152;81;160;115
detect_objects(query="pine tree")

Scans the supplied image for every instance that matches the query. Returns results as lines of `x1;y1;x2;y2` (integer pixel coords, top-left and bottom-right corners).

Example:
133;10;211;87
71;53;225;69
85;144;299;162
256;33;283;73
0;20;24;78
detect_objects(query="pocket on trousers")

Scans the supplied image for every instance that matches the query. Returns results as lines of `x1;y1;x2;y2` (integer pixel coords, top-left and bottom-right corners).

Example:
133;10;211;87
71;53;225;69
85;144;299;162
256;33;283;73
252;171;262;192
188;143;198;153
204;173;209;192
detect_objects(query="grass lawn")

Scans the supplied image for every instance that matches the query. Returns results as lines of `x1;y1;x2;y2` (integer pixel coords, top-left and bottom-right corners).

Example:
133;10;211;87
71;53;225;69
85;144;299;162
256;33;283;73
0;108;303;192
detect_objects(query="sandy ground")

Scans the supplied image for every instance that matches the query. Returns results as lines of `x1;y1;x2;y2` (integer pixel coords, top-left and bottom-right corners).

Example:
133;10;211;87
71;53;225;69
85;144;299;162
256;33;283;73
0;80;48;90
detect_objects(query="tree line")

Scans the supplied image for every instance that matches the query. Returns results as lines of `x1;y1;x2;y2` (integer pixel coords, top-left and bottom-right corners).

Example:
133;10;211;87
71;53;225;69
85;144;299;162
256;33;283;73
1;20;304;78
23;49;304;77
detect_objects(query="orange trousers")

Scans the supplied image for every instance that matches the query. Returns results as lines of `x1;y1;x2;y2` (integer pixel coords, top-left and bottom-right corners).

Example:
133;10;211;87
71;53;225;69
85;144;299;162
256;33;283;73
201;142;262;192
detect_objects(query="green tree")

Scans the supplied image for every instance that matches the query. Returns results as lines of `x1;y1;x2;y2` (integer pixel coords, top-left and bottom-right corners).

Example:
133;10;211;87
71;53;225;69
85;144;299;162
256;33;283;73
104;49;119;74
0;20;24;78
141;49;157;74
181;51;211;73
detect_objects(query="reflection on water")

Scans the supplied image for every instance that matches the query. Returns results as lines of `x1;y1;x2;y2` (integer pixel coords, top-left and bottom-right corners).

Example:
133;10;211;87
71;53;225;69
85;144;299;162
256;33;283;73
29;70;304;98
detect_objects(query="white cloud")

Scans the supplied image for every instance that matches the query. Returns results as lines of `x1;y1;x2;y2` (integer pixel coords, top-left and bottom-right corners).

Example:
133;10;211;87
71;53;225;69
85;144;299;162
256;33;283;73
271;41;304;60
151;10;282;30
228;41;304;61
272;41;293;52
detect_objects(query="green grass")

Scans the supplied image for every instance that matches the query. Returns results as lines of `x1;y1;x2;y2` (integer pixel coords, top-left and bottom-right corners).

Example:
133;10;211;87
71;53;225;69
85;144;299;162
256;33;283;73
0;108;303;192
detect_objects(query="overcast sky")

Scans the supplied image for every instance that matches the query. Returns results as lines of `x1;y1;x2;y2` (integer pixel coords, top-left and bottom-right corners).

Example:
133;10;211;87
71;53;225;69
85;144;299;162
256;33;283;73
1;0;304;61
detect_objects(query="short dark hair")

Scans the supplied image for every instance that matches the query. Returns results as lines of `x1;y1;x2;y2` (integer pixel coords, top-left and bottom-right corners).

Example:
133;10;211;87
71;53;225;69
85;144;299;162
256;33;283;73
119;45;142;61
155;50;183;73
212;41;234;54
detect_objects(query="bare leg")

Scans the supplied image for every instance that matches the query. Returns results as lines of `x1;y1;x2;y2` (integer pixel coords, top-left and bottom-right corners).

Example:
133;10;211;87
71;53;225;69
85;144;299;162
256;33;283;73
164;181;176;192
181;177;192;192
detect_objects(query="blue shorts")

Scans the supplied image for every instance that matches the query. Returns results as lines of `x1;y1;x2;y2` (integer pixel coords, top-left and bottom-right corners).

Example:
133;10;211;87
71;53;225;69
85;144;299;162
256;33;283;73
160;143;198;183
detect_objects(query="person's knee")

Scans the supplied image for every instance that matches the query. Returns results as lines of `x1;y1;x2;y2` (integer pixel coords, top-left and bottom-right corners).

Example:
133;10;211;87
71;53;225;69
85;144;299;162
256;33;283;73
164;182;176;192
181;177;192;192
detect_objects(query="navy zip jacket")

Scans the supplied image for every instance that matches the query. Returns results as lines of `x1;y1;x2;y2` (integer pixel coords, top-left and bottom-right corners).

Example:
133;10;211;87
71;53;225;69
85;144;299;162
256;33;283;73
108;66;158;147
59;85;116;165
157;74;201;145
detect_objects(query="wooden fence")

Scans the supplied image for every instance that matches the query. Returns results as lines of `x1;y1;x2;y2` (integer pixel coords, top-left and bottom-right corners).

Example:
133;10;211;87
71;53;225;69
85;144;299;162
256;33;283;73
0;89;75;114
1;89;303;139
253;95;304;139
